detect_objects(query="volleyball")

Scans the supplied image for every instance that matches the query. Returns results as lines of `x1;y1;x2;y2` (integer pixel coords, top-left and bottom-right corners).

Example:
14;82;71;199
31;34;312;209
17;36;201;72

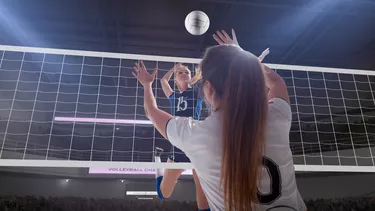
184;10;210;36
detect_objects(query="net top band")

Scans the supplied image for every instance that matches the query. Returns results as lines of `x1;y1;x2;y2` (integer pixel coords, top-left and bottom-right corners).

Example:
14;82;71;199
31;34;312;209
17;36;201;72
0;44;374;76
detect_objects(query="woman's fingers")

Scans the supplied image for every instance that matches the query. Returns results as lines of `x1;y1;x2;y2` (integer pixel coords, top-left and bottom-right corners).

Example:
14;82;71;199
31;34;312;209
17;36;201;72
151;68;158;78
213;34;224;45
141;61;147;72
133;65;141;77
216;31;227;42
221;30;231;41
173;63;182;72
134;65;140;73
134;63;141;72
136;63;144;72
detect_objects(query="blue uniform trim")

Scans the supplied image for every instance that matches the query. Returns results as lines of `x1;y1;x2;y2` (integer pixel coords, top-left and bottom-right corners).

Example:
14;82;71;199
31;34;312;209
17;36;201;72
156;176;165;200
195;98;203;120
198;208;211;211
168;93;175;116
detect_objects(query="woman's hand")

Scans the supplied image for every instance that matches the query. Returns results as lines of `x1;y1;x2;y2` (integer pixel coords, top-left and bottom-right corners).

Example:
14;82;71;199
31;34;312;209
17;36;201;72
133;61;158;87
213;29;239;46
172;63;183;73
213;29;270;62
258;48;270;62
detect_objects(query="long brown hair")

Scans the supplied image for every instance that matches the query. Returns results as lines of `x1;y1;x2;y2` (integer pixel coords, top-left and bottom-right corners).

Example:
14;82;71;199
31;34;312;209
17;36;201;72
200;45;268;211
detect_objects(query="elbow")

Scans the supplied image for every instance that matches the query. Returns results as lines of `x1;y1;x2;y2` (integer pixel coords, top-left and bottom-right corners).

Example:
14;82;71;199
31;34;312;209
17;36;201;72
276;77;287;86
269;76;285;87
147;107;161;119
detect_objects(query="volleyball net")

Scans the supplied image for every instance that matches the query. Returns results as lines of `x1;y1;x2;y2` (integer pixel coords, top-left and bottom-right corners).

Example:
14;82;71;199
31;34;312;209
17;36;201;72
0;45;374;173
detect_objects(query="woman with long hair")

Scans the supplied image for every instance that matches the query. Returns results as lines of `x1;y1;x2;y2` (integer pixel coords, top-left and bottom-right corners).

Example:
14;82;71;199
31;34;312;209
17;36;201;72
133;29;306;211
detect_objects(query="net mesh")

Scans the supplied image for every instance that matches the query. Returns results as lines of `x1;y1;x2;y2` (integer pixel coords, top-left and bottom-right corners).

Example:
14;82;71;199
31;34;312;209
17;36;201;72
0;45;374;172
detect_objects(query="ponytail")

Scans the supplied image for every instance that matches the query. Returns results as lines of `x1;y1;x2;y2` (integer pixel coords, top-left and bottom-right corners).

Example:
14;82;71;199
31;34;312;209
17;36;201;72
200;45;268;211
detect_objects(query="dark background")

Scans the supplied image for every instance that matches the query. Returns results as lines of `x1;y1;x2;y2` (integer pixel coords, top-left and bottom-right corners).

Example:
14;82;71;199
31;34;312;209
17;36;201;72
0;0;374;165
0;0;375;69
1;0;375;204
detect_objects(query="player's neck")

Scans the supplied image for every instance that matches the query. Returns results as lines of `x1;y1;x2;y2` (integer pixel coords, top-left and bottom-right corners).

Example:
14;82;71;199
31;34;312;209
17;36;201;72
178;83;190;93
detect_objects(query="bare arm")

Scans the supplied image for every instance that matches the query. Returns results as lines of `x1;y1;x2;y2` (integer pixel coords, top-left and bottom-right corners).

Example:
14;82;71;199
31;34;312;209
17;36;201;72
160;64;178;97
144;84;172;139
262;64;290;104
133;61;172;139
258;48;270;62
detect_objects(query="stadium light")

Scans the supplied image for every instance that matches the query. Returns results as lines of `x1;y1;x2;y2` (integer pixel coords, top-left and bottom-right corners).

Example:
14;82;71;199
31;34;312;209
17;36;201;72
137;197;153;200
126;191;157;196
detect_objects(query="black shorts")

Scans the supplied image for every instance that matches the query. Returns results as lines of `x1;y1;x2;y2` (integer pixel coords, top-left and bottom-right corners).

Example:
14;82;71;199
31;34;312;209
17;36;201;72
168;145;190;163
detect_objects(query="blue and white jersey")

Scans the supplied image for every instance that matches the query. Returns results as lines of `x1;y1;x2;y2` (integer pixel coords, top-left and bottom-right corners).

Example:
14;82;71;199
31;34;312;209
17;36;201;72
168;87;203;120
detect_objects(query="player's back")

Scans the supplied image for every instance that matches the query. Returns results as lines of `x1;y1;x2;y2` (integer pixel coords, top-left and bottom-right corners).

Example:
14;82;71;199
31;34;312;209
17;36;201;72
169;98;306;210
258;98;306;210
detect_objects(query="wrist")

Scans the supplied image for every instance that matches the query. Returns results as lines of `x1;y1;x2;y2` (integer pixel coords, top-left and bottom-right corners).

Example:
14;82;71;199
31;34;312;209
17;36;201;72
144;83;153;89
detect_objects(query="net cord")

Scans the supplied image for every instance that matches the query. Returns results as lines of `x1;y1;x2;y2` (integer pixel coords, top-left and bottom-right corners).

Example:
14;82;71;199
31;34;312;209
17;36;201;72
0;44;374;76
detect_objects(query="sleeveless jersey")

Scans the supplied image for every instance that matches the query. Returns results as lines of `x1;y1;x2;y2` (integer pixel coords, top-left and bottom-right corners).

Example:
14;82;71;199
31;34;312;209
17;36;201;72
168;87;203;120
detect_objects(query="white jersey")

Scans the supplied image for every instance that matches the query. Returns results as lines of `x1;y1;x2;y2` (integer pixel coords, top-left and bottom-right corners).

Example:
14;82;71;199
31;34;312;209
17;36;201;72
166;98;306;211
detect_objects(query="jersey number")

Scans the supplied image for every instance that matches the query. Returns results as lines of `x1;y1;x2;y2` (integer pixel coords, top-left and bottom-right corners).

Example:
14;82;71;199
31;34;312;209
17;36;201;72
176;96;188;112
257;156;282;205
